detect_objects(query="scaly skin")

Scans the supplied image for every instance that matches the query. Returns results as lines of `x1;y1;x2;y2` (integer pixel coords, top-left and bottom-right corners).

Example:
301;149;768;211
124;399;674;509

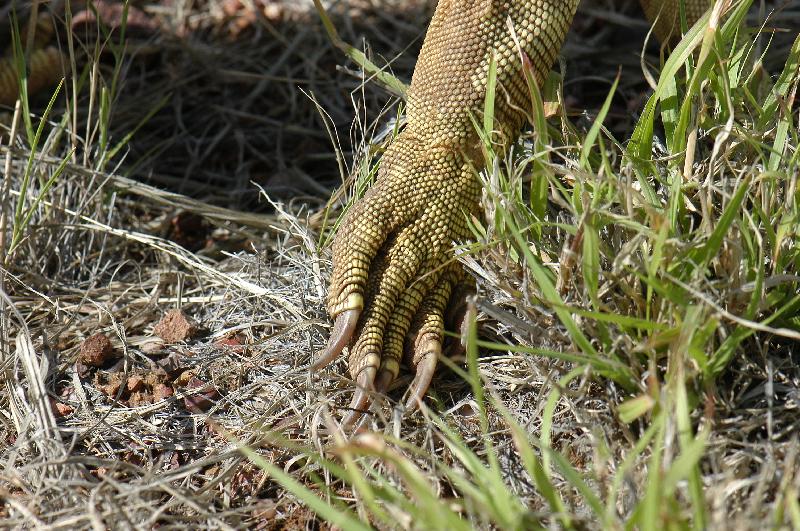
0;47;65;107
316;0;711;419
640;0;712;43
0;13;64;107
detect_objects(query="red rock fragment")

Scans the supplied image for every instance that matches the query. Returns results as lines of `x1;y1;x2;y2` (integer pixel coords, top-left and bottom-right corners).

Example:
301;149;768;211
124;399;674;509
165;450;183;470
75;361;93;379
145;372;165;387
175;370;195;386
184;377;218;412
215;334;246;353
127;391;152;407
152;383;174;402
156;353;185;377
222;0;241;17
96;373;124;398
79;333;117;367
127;375;145;393
92;368;172;406
71;1;159;36
49;397;74;418
141;338;164;354
154;309;198;343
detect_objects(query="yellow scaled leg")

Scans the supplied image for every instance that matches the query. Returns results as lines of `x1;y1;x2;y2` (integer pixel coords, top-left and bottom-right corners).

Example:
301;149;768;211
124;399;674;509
315;0;712;421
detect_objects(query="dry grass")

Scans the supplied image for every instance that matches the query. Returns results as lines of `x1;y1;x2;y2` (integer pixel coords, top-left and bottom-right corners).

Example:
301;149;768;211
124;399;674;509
100;0;432;204
1;0;799;529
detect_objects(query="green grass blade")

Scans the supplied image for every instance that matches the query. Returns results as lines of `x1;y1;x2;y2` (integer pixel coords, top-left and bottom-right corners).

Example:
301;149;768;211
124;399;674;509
484;51;497;139
686;172;751;269
238;443;371;531
312;0;407;98
579;72;619;171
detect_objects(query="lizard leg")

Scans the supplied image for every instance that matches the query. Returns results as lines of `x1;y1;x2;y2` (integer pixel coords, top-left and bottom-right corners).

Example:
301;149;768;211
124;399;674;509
640;0;712;43
316;0;714;419
317;0;581;415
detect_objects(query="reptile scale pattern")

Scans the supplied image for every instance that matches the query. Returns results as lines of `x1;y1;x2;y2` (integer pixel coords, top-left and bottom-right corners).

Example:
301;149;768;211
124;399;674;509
322;0;711;407
640;0;711;42
0;47;65;107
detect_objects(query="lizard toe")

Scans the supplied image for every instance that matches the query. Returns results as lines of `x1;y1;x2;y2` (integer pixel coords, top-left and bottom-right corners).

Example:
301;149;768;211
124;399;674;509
402;266;463;411
346;224;427;407
375;262;441;393
442;280;476;359
327;186;394;319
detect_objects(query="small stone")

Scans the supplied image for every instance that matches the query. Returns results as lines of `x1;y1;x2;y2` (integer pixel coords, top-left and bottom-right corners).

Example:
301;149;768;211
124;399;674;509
71;1;158;35
153;383;174;402
79;334;116;367
97;375;123;398
215;334;245;353
75;361;92;379
128;391;152;407
157;353;185;377
49;398;73;417
144;371;166;387
184;377;218;412
222;0;241;17
175;370;195;386
141;338;164;354
262;4;282;23
154;309;198;343
127;375;145;393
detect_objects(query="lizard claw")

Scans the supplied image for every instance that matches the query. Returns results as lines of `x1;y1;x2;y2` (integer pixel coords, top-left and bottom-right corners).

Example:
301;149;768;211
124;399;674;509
374;367;394;395
405;349;438;411
341;366;376;428
311;309;360;371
